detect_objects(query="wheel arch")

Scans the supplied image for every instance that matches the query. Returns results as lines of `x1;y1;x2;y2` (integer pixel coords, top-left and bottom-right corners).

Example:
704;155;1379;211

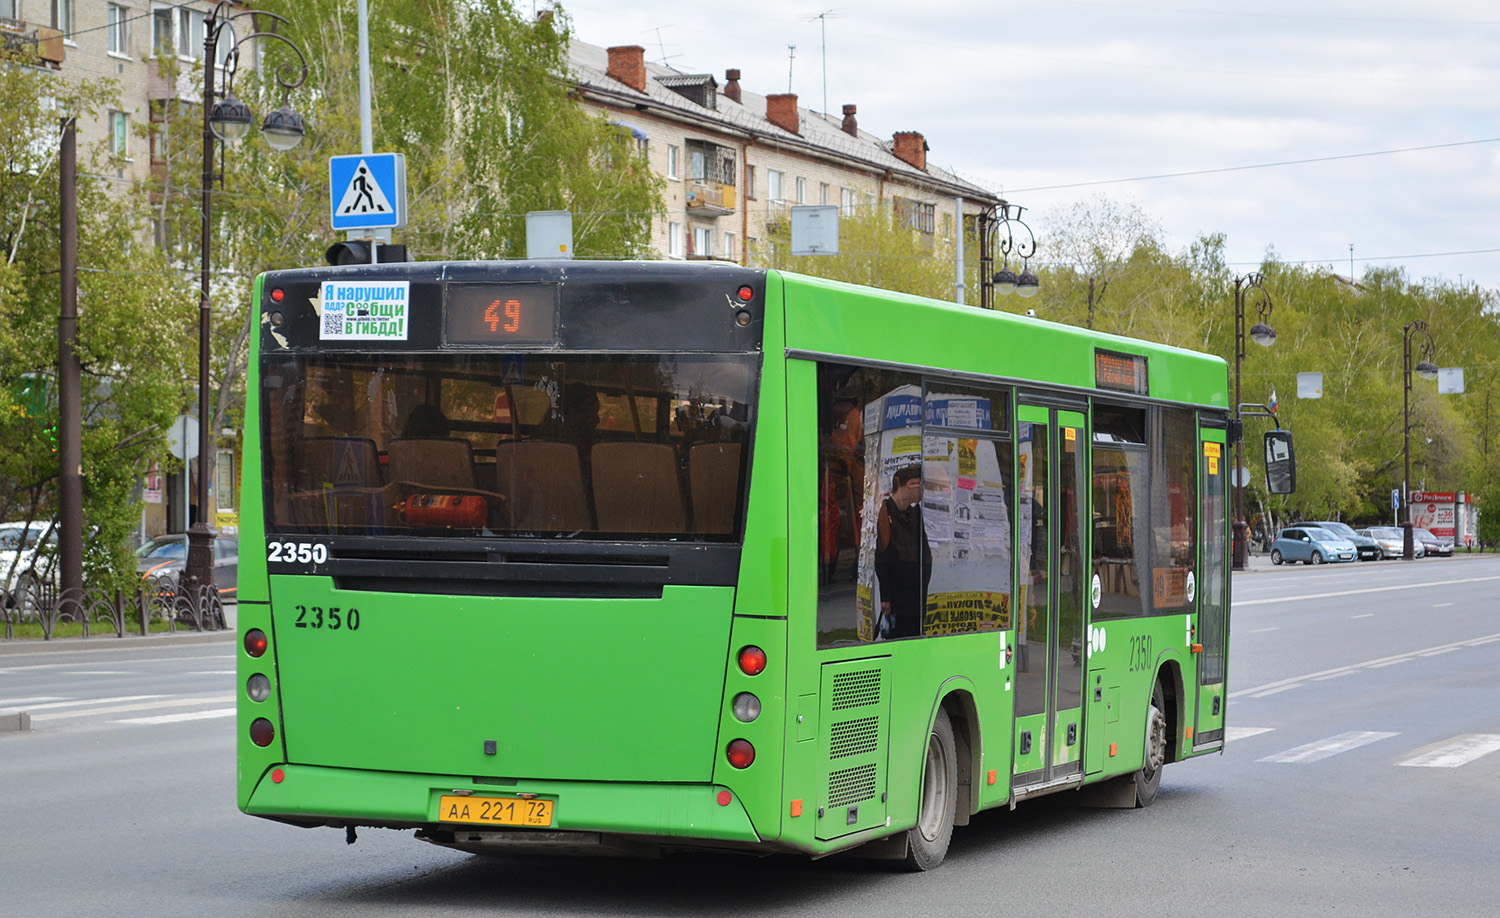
1152;660;1185;766
931;678;980;827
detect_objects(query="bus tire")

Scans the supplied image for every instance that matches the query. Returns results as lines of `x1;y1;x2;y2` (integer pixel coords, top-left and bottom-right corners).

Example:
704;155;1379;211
1134;682;1167;807
904;706;957;871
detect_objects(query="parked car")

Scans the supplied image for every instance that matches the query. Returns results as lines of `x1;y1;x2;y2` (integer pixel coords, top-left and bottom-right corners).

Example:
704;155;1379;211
1;521;57;612
1413;527;1454;557
1270;526;1358;565
135;533;238;597
1298;520;1382;561
1357;526;1421;559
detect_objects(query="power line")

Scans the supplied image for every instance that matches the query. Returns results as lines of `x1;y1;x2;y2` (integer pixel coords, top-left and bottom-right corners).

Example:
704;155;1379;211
1008;137;1500;194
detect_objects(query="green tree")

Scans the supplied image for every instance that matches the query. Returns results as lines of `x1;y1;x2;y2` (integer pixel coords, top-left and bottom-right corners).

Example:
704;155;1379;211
760;206;961;300
0;53;193;586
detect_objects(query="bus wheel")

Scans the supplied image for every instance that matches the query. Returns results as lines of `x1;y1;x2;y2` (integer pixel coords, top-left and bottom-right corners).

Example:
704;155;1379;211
1134;682;1167;807
904;707;957;871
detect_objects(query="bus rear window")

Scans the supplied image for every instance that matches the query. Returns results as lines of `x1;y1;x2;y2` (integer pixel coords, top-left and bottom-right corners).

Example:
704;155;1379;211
261;353;758;540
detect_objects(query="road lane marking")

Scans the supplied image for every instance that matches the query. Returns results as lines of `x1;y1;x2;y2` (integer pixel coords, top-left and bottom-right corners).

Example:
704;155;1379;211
112;708;236;726
0;696;67;707
30;694;235;721
1225;727;1275;741
1235;574;1500;607
1397;734;1500;768
187;671;236;675
1433;603;1454;608
1351;613;1375;619
1259;731;1398;764
1234;632;1500;697
1245;627;1278;634
0;694;163;715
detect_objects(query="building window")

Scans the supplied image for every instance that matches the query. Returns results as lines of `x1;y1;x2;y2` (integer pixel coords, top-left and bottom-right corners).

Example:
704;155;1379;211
0;0;15;18
107;4;129;56
795;176;806;204
668;222;684;258
723;232;737;261
109;111;129;157
667;144;679;180
745;165;755;199
819;182;830;206
893;196;936;235
841;187;856;216
152;7;173;55
52;0;74;39
768;169;783;202
693;226;712;257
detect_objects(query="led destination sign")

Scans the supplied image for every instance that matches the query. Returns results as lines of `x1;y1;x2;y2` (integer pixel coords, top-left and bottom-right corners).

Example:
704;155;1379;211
445;283;558;347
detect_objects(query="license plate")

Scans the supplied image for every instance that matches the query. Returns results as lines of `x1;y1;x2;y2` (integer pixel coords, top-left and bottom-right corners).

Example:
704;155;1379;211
438;795;554;827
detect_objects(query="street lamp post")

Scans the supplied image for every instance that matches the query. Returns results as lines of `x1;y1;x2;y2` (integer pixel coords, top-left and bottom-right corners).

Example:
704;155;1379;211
184;4;308;601
1231;273;1276;571
979;201;1039;310
1401;320;1438;560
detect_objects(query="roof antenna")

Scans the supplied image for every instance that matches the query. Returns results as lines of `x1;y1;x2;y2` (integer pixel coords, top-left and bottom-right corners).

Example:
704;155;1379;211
802;9;847;114
648;26;681;66
787;44;796;93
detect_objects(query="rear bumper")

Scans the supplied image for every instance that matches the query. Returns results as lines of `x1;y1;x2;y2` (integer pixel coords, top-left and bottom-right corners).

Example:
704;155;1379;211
242;763;764;847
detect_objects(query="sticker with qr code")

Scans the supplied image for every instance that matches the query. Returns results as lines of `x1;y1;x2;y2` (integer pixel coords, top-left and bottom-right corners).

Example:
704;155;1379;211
319;281;410;340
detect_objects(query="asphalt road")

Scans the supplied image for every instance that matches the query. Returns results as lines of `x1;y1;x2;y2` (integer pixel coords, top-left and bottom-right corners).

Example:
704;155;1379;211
2;554;1497;916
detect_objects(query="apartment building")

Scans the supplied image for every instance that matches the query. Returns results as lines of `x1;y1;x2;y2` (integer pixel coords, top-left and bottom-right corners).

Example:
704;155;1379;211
568;39;1001;263
4;0;242;189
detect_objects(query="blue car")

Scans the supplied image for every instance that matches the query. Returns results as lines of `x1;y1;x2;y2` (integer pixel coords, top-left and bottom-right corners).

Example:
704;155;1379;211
1270;526;1358;565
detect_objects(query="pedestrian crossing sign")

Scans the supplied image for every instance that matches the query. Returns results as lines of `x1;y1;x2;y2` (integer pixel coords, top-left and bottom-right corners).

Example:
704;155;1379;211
329;153;407;230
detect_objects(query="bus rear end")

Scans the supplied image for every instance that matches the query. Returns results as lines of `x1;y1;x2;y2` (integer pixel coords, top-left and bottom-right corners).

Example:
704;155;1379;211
237;262;790;854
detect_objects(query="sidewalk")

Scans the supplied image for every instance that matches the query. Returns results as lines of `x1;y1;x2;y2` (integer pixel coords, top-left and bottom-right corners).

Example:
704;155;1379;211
0;603;237;655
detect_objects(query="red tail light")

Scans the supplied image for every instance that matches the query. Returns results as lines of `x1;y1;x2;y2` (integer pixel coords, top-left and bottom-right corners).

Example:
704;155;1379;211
737;645;766;676
726;739;755;769
244;629;268;658
250;718;276;747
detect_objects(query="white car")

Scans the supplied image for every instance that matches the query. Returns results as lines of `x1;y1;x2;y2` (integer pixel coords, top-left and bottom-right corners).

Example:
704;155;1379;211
1;521;58;615
1357;526;1424;559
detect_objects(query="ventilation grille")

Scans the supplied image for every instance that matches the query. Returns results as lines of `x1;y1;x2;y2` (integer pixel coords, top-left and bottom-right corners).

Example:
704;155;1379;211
830;669;882;711
828;716;880;759
827;763;878;808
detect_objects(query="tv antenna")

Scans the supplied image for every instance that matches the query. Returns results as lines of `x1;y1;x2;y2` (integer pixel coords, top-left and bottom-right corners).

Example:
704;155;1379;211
801;9;847;114
787;44;797;93
648;26;681;66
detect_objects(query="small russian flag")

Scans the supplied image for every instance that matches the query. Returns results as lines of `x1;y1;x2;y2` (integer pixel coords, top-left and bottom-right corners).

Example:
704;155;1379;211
1269;387;1279;413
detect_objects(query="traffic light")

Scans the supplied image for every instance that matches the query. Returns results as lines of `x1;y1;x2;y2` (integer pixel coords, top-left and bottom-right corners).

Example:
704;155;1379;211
325;241;412;266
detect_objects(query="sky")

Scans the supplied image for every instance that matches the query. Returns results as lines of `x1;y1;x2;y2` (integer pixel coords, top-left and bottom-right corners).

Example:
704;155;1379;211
560;0;1500;290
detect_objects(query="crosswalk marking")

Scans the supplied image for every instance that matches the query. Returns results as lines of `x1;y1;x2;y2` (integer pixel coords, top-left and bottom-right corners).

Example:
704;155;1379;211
0;694;163;715
112;708;236;726
0;696;67;708
1258;730;1399;763
1397;734;1500;768
1225;726;1274;741
30;694;234;722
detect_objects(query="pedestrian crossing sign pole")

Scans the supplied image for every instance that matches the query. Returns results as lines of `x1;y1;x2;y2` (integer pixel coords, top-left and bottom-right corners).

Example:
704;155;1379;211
329;153;407;233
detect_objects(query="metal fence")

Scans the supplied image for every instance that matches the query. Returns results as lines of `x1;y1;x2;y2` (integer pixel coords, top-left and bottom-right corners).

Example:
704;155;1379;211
0;575;226;641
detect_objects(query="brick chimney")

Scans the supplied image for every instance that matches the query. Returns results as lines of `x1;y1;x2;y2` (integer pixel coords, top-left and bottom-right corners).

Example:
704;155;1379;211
606;46;647;93
765;93;800;134
724;69;742;104
841;104;858;136
892;131;928;171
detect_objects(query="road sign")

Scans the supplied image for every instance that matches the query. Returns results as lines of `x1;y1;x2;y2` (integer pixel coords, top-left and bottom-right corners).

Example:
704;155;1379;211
330;153;407;230
167;415;200;460
1232;465;1251;487
1392;489;1401;510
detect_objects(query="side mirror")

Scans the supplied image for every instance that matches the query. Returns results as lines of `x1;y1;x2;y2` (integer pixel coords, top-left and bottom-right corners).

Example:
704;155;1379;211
1264;430;1296;494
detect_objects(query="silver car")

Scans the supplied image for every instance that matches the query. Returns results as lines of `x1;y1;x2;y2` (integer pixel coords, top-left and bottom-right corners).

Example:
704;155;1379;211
1358;526;1424;559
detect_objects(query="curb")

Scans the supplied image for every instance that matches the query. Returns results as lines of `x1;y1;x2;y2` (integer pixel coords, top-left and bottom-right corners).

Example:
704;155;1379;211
0;629;234;656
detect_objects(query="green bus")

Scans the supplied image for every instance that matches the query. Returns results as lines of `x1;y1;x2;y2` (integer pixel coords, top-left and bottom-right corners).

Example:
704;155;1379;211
237;261;1247;869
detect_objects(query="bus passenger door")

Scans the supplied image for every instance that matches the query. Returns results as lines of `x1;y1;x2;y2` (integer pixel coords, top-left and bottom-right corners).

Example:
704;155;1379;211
1194;428;1229;747
1013;404;1087;789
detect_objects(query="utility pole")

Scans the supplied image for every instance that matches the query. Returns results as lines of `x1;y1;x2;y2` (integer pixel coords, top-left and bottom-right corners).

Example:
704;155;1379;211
58;118;83;602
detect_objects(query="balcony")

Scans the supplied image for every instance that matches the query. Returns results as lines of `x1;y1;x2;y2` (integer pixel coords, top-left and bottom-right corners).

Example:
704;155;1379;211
686;179;735;216
0;19;64;67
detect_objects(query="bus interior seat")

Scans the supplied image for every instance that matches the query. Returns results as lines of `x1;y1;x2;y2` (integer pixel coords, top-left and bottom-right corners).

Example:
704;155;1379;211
494;441;591;531
386;438;479;492
288;436;384;530
689;442;742;533
591;442;687;533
